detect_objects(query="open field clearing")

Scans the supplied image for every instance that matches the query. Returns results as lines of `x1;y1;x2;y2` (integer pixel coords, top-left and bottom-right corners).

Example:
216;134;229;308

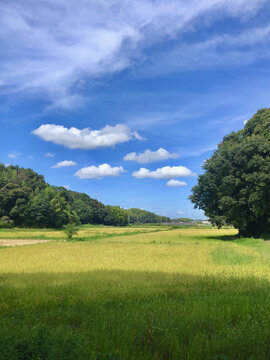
0;225;164;241
1;227;270;359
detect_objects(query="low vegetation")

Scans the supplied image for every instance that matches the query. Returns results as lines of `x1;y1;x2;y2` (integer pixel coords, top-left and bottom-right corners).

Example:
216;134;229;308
0;224;166;241
1;227;270;359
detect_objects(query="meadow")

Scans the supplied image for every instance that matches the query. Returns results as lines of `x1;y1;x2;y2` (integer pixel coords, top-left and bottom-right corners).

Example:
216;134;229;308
1;227;270;359
0;224;164;241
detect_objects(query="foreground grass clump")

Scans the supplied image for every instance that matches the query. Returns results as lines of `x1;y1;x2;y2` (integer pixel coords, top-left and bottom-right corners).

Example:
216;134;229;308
1;228;270;359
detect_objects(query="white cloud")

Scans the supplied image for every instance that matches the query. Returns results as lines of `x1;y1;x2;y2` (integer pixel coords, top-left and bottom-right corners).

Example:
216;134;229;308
75;163;125;179
124;148;178;163
45;152;55;157
133;165;195;179
63;185;71;189
0;0;267;107
8;152;21;159
166;179;187;187
33;124;142;149
177;210;184;215
52;160;77;168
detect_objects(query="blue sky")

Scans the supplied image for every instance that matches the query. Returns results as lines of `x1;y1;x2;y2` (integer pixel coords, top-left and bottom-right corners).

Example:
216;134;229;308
1;0;270;219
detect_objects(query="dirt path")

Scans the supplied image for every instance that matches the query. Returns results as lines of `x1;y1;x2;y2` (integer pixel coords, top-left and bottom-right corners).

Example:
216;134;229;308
0;239;55;247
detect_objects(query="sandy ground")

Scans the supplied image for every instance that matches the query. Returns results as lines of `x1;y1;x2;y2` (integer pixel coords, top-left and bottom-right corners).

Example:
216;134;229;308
0;239;55;247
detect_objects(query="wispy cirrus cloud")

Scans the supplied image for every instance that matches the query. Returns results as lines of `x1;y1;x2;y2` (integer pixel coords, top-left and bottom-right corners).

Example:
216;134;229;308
0;0;268;107
140;25;270;76
75;164;125;179
124;148;178;163
32;124;142;149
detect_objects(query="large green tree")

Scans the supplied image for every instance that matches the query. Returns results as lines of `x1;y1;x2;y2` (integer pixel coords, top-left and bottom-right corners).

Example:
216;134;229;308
190;108;270;237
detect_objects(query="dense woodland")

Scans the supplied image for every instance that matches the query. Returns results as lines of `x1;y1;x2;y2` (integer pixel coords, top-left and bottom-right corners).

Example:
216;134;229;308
0;164;170;228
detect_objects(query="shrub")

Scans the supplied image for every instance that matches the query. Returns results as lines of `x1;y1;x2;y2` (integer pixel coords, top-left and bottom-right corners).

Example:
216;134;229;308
0;216;15;228
63;223;78;240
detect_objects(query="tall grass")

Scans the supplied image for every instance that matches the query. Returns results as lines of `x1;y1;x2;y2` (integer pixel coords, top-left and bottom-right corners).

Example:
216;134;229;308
0;228;270;359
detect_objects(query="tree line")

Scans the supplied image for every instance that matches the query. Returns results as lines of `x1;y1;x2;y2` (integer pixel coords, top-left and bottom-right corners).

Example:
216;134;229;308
125;208;170;224
0;164;169;228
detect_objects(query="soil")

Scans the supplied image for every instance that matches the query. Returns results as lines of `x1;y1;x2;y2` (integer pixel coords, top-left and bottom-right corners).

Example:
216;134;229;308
0;239;55;247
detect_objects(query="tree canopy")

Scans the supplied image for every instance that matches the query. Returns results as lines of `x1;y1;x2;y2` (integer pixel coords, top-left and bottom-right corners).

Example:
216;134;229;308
190;108;270;237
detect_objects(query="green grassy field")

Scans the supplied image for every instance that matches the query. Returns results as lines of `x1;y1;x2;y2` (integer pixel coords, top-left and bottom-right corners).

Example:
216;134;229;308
0;224;165;241
1;227;270;359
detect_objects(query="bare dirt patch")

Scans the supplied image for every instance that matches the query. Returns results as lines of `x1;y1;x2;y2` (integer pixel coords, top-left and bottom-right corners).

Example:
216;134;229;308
0;239;55;247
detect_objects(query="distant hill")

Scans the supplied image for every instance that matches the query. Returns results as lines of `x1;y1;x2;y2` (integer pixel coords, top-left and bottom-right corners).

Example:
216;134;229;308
125;208;170;224
0;164;170;228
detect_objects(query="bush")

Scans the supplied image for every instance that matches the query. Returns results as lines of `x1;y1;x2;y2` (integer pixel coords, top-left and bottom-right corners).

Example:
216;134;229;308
0;216;15;228
63;223;78;240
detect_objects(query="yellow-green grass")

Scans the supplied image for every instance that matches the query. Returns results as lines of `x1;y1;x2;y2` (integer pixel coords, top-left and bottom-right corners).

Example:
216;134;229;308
0;225;164;240
1;228;270;359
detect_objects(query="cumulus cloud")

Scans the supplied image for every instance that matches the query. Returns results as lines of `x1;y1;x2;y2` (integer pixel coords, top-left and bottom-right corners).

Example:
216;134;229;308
45;152;55;157
63;185;71;189
166;179;187;187
8;152;21;159
52;160;77;168
32;124;142;149
124;148;178;163
75;163;125;179
0;0;267;107
133;165;195;179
